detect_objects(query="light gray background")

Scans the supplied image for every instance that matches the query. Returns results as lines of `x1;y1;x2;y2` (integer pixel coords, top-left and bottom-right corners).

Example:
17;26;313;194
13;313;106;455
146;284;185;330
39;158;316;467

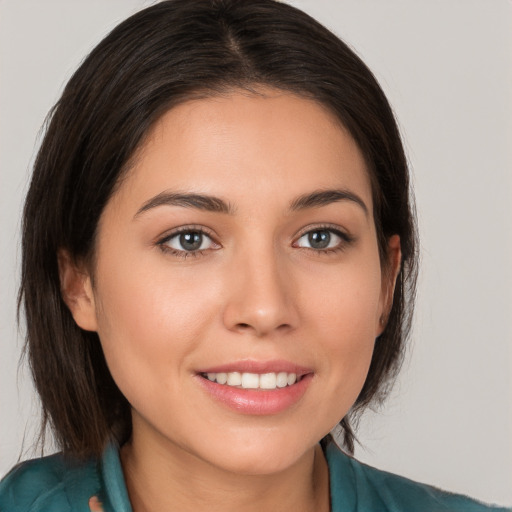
1;0;511;505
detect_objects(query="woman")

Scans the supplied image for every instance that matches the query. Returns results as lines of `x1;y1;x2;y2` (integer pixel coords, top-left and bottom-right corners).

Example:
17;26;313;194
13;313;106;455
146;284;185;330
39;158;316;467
0;1;509;511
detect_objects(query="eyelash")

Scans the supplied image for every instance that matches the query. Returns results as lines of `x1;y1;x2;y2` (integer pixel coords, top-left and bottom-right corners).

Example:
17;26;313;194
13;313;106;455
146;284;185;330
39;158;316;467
293;224;355;255
156;224;354;259
157;226;219;259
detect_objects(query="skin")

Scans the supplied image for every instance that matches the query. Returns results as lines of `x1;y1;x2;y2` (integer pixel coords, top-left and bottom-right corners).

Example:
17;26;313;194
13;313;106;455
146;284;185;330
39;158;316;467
61;88;401;512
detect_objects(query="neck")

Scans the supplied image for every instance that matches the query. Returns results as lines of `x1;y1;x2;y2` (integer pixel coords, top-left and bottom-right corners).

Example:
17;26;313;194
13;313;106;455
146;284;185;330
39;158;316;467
121;433;330;512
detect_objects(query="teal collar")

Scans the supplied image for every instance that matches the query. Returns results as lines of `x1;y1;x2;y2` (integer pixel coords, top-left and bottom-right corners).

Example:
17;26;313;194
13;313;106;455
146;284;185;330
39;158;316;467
100;443;132;512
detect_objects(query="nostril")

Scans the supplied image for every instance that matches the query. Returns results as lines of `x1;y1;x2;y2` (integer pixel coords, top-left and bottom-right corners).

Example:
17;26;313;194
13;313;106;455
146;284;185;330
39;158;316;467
234;321;292;334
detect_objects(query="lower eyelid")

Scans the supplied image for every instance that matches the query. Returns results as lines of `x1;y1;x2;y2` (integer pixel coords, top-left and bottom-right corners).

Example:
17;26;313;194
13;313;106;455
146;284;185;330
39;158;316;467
293;227;353;247
156;226;353;255
162;247;206;259
163;231;215;250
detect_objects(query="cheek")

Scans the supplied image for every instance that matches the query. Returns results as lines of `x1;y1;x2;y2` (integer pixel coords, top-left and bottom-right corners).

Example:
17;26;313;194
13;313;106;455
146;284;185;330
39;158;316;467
305;251;383;340
303;255;382;403
91;253;222;397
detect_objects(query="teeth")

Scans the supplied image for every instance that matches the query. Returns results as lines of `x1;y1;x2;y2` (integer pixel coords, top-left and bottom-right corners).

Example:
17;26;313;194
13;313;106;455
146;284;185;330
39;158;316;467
241;372;259;389
227;372;242;386
260;372;277;389
204;371;299;390
276;372;288;388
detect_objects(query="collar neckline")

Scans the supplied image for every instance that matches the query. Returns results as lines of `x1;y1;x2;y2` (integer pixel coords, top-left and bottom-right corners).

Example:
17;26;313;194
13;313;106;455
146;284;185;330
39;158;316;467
99;440;355;512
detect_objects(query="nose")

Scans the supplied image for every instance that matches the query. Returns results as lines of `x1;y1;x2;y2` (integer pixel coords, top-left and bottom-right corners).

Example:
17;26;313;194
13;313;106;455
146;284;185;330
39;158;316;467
222;246;299;337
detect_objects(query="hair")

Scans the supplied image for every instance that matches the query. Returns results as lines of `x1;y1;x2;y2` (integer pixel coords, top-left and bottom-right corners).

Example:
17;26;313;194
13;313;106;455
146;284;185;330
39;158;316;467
19;0;418;458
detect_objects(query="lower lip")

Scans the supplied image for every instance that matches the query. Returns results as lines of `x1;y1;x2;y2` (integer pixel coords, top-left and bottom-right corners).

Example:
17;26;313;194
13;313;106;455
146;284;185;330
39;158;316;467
196;374;313;415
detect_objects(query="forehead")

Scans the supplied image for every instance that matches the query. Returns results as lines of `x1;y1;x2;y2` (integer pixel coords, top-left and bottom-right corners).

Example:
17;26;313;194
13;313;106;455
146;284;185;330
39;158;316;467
110;89;373;216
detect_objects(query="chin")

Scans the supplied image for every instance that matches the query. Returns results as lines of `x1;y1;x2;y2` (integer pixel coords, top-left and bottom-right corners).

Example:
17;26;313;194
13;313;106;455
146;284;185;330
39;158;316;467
208;448;307;476
190;428;320;476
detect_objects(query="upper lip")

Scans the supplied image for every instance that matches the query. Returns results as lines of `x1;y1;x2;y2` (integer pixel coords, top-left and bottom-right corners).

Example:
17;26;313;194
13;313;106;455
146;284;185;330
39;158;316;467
196;360;313;377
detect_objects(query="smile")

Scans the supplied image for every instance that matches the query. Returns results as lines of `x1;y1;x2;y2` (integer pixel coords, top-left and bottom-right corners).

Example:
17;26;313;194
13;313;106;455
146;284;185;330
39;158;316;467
196;363;313;415
202;371;299;390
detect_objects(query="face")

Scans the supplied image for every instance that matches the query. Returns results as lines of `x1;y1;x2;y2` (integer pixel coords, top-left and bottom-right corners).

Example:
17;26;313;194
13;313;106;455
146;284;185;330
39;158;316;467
65;89;400;475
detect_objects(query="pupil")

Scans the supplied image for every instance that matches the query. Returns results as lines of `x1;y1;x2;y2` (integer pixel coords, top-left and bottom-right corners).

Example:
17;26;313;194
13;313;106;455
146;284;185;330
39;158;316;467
179;232;202;251
308;230;330;249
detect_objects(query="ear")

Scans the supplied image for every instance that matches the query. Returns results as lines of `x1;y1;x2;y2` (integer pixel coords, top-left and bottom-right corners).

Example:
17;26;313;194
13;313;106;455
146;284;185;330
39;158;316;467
376;234;402;337
58;249;98;332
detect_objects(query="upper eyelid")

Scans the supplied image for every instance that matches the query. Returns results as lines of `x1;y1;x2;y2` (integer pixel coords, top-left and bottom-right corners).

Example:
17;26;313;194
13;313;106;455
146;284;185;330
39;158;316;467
155;223;353;247
156;227;220;257
293;223;353;241
157;225;218;243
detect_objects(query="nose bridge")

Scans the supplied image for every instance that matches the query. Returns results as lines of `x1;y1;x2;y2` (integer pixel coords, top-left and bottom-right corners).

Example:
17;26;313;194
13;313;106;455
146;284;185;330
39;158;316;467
223;239;298;336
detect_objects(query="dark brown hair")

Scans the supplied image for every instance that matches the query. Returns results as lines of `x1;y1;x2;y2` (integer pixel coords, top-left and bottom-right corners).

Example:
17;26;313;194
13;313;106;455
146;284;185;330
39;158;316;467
20;0;417;458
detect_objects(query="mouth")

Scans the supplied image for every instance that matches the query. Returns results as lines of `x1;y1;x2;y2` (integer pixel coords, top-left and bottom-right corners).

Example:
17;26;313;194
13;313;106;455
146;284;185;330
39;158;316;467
195;362;313;415
200;371;304;390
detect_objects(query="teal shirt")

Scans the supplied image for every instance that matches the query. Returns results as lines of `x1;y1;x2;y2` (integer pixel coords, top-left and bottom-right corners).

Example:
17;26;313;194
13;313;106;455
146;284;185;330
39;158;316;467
0;441;509;511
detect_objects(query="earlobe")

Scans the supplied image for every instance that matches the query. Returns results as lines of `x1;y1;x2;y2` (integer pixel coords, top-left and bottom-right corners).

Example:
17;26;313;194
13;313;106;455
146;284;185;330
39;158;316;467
377;234;402;336
57;249;98;332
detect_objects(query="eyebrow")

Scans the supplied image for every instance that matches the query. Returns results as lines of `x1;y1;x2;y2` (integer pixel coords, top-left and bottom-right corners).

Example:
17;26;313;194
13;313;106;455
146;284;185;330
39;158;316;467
134;188;368;218
289;189;369;216
135;192;234;218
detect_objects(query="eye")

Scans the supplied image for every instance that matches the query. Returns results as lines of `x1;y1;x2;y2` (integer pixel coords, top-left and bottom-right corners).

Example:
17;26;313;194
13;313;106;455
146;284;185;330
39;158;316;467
294;228;347;251
160;229;217;253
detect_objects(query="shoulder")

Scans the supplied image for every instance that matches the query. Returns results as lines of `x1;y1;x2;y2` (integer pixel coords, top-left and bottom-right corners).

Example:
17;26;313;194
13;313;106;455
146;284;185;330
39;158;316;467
0;452;101;512
325;441;511;512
